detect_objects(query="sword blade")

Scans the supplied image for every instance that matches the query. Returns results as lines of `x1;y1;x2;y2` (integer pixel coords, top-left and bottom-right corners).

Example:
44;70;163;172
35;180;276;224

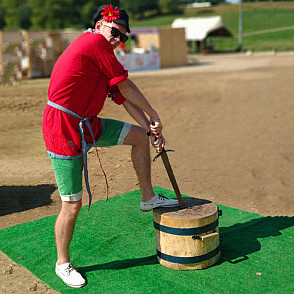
160;149;185;208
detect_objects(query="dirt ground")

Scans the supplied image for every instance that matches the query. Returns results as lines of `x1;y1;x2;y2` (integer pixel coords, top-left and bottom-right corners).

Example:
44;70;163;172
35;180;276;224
1;52;294;293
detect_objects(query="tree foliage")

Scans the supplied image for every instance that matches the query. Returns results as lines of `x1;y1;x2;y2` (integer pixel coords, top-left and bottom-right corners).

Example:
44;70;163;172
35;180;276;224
2;0;21;28
120;0;159;19
0;5;5;29
0;0;223;30
19;4;31;29
159;0;183;15
27;0;46;29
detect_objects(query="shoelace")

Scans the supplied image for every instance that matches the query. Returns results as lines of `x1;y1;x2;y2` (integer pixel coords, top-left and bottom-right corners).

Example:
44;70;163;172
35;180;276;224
64;264;76;276
158;194;168;201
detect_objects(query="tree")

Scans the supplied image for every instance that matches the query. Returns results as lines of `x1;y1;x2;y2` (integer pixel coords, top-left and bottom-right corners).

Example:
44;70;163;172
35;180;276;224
2;0;21;28
27;0;46;29
81;0;102;28
64;0;88;28
159;0;182;15
120;0;158;19
19;4;31;29
0;5;5;29
44;0;70;29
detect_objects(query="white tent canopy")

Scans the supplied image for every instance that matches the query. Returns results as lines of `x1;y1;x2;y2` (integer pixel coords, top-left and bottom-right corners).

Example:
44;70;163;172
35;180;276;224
171;16;232;41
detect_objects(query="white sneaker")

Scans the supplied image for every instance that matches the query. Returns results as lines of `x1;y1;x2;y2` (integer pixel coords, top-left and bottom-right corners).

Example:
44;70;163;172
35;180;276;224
140;194;179;212
55;263;86;288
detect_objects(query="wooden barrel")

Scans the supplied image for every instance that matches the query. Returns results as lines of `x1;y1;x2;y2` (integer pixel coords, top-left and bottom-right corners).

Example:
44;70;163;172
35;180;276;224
153;197;221;270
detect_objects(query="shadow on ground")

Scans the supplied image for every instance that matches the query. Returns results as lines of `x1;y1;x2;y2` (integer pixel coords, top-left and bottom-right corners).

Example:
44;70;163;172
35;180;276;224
77;216;294;275
218;216;294;264
78;255;157;274
77;215;294;274
0;185;56;216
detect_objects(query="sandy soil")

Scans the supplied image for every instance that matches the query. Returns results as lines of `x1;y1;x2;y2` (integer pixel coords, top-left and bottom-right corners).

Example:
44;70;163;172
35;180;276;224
1;52;294;293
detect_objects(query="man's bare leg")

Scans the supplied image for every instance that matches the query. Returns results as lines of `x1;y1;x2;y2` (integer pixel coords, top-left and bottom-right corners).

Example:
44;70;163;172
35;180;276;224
55;200;82;265
124;125;155;202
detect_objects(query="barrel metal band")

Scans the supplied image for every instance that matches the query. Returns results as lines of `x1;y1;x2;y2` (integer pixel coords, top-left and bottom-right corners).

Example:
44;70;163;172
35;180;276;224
153;218;218;236
157;244;220;264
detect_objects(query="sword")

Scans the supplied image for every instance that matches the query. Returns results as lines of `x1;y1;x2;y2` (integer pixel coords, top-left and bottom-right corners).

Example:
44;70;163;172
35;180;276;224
153;148;186;209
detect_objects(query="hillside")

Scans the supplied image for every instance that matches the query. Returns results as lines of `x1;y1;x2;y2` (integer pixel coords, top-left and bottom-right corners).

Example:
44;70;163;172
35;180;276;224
132;2;294;52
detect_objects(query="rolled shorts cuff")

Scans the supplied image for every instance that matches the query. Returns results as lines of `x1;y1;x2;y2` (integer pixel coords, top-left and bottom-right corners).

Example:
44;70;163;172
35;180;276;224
60;190;83;202
118;123;131;145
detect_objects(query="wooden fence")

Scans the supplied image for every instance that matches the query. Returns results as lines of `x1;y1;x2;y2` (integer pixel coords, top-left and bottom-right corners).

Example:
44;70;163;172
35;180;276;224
0;31;23;84
0;30;83;84
1;28;187;84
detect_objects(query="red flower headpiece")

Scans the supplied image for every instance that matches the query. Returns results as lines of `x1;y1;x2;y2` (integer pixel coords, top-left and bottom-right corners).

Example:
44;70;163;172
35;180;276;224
101;4;120;22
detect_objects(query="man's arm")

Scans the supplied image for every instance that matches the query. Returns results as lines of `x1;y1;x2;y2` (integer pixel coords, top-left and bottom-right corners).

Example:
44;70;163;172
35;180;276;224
118;78;165;152
123;100;165;152
122;100;150;131
118;78;158;119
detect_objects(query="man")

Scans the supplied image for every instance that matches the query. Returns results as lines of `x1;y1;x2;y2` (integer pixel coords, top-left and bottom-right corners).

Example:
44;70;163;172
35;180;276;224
42;4;179;288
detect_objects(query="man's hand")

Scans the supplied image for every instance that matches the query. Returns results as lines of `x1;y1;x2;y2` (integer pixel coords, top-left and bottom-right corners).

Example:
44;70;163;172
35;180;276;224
149;118;165;152
150;133;165;153
150;119;163;138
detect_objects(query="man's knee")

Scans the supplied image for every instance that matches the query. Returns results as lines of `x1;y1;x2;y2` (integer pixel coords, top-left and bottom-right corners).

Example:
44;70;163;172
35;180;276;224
125;125;149;147
60;200;82;219
135;127;150;149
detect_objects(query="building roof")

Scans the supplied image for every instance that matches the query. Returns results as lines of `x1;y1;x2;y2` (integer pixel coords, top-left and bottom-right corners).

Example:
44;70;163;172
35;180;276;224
171;16;233;41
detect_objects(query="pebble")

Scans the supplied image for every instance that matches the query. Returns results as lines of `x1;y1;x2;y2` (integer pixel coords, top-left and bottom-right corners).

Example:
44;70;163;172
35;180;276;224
27;281;38;291
2;264;14;275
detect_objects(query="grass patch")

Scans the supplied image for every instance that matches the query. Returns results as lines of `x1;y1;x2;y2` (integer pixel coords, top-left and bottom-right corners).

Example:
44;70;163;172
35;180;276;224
130;2;294;52
0;187;294;293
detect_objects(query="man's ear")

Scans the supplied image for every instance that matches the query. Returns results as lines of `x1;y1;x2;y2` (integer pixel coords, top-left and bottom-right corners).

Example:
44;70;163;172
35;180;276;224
94;21;102;32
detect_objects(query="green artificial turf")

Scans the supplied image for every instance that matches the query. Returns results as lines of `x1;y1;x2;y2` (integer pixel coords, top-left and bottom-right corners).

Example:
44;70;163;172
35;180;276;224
1;187;293;293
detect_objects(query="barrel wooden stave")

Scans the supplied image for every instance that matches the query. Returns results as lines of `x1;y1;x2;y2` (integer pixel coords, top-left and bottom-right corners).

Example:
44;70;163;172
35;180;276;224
153;197;221;270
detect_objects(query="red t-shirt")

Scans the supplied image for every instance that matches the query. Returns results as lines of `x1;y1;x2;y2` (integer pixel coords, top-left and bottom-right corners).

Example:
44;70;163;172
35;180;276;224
42;32;128;157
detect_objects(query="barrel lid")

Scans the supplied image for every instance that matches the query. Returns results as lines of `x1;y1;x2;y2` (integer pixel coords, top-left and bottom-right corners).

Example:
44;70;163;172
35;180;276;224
153;197;218;221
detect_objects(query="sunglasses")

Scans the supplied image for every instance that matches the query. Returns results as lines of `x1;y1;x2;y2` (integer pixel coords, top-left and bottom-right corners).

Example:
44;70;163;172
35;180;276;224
102;22;128;43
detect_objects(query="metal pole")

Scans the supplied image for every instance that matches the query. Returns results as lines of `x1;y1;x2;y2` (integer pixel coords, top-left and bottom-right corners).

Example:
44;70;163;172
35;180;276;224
238;0;243;52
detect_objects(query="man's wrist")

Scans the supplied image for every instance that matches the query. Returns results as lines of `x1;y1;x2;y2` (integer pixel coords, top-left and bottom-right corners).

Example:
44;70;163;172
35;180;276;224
149;111;159;121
